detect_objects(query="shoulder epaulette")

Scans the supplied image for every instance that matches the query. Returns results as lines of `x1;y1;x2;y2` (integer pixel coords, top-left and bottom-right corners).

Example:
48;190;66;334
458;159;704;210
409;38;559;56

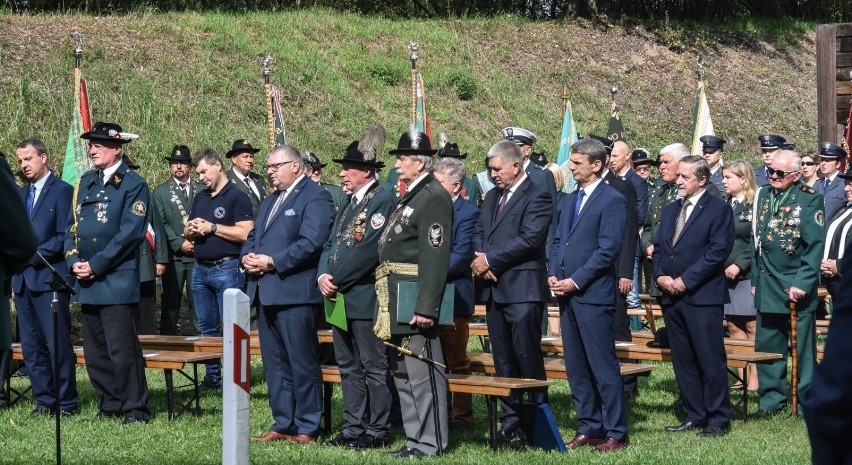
799;183;815;194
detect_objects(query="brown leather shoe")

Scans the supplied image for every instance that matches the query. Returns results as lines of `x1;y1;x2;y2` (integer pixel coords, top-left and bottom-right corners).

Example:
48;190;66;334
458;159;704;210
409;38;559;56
251;431;291;442
288;434;317;444
595;437;628;453
566;434;605;449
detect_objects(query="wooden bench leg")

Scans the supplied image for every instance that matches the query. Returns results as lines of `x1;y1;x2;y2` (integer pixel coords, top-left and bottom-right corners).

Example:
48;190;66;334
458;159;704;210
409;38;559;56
322;382;332;434
727;366;748;419
193;363;201;416
164;369;175;421
487;395;498;450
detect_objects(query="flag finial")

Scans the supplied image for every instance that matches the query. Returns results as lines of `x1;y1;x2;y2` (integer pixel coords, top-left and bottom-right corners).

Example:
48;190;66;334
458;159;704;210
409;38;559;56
696;55;706;81
409;41;419;66
258;53;272;84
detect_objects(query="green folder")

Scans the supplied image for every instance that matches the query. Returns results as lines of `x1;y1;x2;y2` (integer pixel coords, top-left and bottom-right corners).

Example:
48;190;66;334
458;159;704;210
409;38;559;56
396;282;455;326
324;293;347;331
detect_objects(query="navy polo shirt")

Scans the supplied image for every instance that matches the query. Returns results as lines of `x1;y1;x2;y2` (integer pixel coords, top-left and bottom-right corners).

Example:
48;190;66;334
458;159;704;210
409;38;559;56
189;181;254;261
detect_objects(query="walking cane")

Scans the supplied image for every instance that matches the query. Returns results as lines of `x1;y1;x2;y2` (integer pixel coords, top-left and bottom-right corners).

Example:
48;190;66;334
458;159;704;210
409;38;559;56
788;297;798;418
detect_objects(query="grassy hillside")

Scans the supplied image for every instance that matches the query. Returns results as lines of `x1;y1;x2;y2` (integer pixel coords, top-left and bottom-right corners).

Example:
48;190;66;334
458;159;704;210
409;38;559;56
0;10;817;187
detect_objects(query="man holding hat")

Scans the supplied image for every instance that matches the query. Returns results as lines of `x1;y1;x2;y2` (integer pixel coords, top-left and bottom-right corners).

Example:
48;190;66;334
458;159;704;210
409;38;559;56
816;142;847;219
64;121;151;424
318;127;395;449
226;139;267;217
153;145;203;335
755;134;789;187
375;129;452;458
700;135;726;191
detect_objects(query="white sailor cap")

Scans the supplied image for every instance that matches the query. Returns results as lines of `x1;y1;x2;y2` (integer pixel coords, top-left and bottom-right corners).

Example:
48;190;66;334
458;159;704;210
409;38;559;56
502;127;537;146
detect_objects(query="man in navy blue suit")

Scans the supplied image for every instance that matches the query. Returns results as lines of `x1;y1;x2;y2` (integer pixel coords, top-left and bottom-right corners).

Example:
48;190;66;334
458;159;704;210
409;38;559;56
815;142;846;219
653;155;734;437
243;146;335;444
472;140;552;442
548;138;629;453
12;139;78;416
754;134;788;187
434;157;481;432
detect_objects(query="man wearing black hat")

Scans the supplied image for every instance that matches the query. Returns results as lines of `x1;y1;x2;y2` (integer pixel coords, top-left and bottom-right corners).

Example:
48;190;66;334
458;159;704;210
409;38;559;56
64;121;151;423
152;145;203;335
755;134;788;187
318;131;395;449
631;148;661;185
437;141;481;206
700;135;726;191
226;139;267;218
816;143;847;219
375;129;452;458
303;151;345;212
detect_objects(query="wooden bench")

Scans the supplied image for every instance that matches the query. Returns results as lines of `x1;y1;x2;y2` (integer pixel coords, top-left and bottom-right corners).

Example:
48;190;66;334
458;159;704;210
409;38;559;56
628;330;826;360
319;365;552;450
7;343;221;420
138;334;263;356
467;352;654;380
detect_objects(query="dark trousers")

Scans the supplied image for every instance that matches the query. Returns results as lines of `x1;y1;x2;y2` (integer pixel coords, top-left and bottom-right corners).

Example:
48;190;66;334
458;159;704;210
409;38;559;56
613;292;637;395
756;310;816;412
160;259;197;335
135;280;158;335
15;285;78;411
81;303;150;420
560;300;627;441
486;300;547;426
663;301;730;427
258;304;323;436
332;319;391;438
439;315;473;427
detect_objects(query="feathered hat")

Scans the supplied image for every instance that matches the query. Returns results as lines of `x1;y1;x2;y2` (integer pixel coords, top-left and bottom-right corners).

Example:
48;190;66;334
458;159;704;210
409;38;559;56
388;126;437;156
333;124;387;169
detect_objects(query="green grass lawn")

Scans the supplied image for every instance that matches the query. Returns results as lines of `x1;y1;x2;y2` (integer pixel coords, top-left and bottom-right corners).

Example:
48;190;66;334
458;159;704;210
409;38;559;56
0;347;812;464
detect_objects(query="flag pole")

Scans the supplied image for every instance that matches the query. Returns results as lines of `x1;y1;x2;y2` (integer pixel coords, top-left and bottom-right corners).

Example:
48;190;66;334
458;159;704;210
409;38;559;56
409;41;419;128
258;54;276;151
561;76;569;114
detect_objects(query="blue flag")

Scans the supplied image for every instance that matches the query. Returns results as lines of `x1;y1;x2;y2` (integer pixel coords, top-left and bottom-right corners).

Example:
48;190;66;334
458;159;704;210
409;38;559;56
556;102;578;192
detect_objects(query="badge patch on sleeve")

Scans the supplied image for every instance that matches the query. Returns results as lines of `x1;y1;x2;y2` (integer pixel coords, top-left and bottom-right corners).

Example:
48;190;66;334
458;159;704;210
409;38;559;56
131;200;146;217
428;223;444;248
371;212;386;229
814;210;824;227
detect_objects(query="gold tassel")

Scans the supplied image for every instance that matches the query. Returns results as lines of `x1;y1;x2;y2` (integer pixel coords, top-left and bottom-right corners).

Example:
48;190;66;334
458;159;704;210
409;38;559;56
373;261;420;340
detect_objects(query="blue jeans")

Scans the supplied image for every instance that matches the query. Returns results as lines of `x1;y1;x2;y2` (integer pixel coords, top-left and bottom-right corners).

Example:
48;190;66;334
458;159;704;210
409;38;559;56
191;259;244;384
627;256;641;309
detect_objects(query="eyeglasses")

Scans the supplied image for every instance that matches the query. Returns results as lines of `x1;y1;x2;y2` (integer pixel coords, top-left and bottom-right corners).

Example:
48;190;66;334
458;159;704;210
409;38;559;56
263;160;295;171
767;167;796;178
801;161;817;167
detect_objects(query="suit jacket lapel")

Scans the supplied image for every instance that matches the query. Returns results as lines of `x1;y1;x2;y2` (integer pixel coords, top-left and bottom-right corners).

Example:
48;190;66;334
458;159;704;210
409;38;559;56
262;177;307;236
674;192;711;245
565;183;605;239
29;173;53;219
490;177;529;233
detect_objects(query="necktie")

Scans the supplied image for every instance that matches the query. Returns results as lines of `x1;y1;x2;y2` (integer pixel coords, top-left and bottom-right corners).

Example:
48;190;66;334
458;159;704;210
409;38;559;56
672;199;691;245
824;178;830;191
245;176;260;199
496;190;509;216
25;185;35;214
731;199;739;210
265;189;286;230
570;189;585;230
179;182;188;199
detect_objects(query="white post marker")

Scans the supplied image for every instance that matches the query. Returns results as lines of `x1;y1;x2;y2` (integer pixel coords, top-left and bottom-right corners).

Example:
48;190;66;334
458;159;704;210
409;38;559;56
223;289;251;465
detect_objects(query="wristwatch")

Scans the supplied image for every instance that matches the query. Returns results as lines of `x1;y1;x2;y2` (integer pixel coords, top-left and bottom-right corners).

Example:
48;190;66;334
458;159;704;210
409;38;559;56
209;223;218;235
266;258;275;272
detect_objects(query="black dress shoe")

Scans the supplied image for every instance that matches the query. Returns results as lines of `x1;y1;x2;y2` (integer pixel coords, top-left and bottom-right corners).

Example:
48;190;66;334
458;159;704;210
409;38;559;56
324;432;361;447
122;416;150;425
387;446;412;458
665;421;706;432
396;448;428;459
348;434;391;449
697;425;728;437
753;409;782;419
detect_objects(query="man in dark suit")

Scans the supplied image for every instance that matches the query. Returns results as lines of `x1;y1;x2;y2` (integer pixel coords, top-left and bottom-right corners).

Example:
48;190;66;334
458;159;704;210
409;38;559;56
243;146;335;444
434;157;481;432
805;252;852;464
815;142;846;219
472;139;552;442
11;139;77;415
64;122;151;424
653;155;735;437
317;134;394;449
225;139;267;217
0;152;38;408
548;138;629;452
153;145;203;335
754;134;788;187
700;135;726;191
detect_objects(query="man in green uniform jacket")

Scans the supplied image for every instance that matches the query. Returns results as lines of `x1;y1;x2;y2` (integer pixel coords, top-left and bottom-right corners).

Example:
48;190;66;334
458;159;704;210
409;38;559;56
751;149;824;417
0;154;38;406
375;129;452;458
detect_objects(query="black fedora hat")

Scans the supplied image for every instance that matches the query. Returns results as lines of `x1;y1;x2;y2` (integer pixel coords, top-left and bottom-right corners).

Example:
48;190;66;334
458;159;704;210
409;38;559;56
388;129;437;156
438;142;467;159
80;121;135;144
225;139;261;158
631;148;656;166
165;145;192;162
303;151;328;170
333;141;386;169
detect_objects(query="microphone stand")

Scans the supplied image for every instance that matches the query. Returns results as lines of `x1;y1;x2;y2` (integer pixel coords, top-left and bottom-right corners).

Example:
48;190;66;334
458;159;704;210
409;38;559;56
35;252;76;465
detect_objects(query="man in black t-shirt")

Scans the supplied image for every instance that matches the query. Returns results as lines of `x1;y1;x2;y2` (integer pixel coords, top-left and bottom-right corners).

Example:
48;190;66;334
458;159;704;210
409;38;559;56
184;148;254;390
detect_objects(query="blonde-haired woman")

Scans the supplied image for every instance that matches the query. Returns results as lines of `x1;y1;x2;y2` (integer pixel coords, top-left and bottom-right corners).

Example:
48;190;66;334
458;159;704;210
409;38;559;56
721;159;759;391
545;162;568;335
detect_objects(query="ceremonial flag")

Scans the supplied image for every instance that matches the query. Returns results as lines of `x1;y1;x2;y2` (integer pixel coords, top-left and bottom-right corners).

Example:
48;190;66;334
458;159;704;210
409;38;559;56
412;69;432;144
62;68;92;184
689;80;714;155
556;100;579;193
268;85;287;149
842;104;852;172
607;101;626;142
